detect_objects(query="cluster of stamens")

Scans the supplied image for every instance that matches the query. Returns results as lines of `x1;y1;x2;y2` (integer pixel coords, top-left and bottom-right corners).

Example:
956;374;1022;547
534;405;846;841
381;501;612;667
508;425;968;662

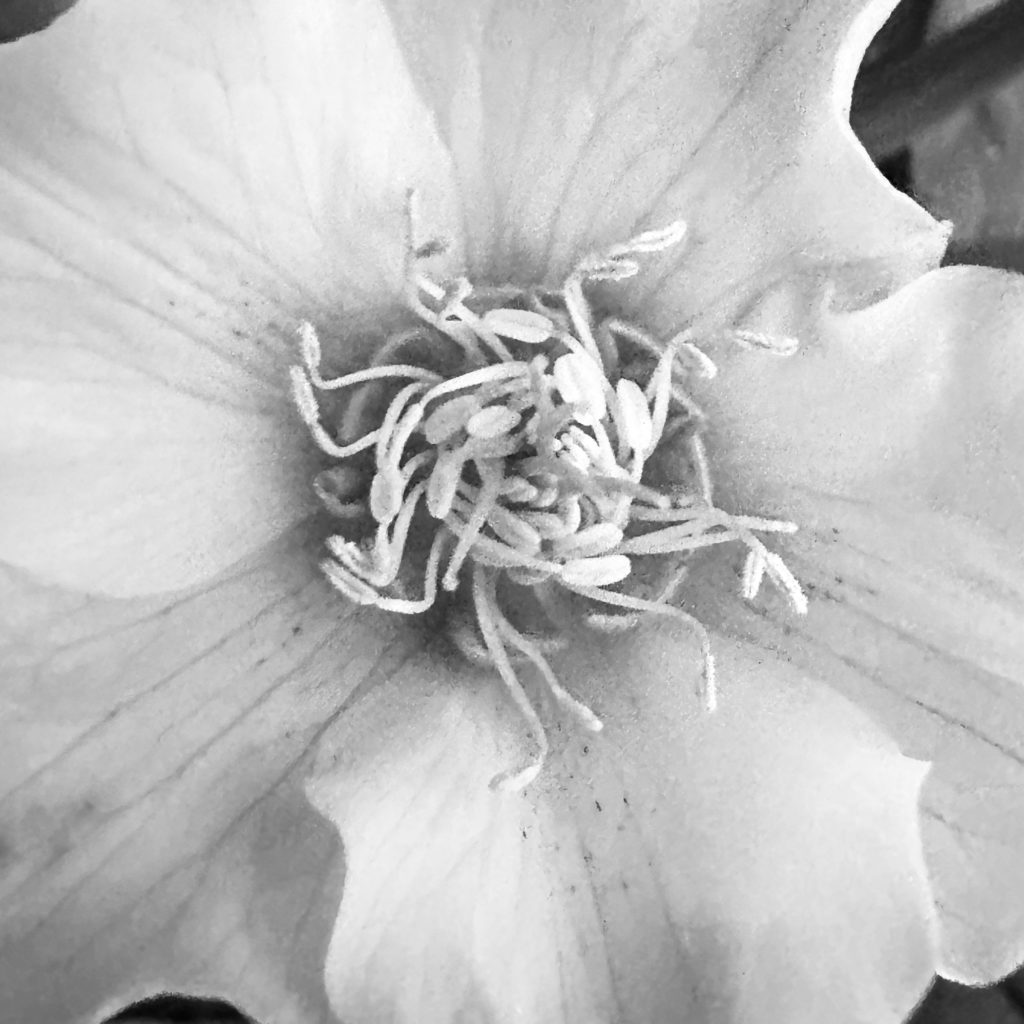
291;207;807;790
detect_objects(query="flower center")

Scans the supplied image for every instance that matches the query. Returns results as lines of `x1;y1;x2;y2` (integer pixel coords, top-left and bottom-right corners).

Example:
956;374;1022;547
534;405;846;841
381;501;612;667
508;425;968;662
291;197;806;790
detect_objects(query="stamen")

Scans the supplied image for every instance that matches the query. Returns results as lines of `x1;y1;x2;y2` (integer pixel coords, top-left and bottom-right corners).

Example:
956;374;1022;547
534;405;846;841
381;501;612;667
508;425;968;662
372;481;429;586
323;529;448;615
607;219;688;257
290;367;380;458
560;554;632;587
374;381;428;466
591;474;672;509
551;523;624;559
762;550;809;615
627;503;694;523
382;402;427;470
673;335;718;379
646;338;679;452
565;582;716;711
553;352;607;425
500;477;539;503
604;320;706;421
422;394;482;445
617;529;743;555
320;558;383;605
443;461;503;590
369;465;406;526
473;567;548;791
482;308;555;345
730;329;799;357
562;276;606;366
492;607;603;733
299;321;442;392
689;433;714;503
487;506;544;555
466;405;522;439
420;362;530;406
741;548;767;600
426;447;466;519
464;433;522;460
293;205;806;786
313;467;366;519
519;510;575;540
613;377;654;456
445;520;562;572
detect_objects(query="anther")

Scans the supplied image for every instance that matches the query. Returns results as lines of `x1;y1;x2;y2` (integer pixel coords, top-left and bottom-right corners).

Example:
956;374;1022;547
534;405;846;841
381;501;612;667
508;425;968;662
466;405;521;439
613;377;654;456
560;554;632;588
292;205;808;789
482;308;554;345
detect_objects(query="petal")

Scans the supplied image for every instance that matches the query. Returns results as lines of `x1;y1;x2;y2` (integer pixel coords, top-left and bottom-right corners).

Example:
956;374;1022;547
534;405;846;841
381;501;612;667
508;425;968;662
688;491;1024;983
689;253;1024;981
704;266;1024;548
0;529;421;1023
308;631;938;1024
382;0;947;327
0;0;458;596
0;381;320;599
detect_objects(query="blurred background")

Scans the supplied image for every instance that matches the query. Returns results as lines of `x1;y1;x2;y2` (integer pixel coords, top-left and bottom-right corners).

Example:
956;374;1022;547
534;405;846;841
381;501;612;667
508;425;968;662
1;0;1022;1021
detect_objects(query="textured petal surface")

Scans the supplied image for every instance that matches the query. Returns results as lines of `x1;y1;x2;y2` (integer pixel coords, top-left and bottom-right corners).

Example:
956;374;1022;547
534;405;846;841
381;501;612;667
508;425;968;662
689;496;1024;983
0;0;456;596
382;0;948;332
705;266;1024;539
690;265;1024;981
0;531;423;1024
309;630;937;1024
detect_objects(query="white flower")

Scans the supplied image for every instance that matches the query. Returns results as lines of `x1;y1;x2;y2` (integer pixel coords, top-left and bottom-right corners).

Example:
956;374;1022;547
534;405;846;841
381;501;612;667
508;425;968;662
1;2;1022;1023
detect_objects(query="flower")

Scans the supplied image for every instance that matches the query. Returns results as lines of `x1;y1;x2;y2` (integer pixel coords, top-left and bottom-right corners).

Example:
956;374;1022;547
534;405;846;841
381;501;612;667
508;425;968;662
1;2;1023;1024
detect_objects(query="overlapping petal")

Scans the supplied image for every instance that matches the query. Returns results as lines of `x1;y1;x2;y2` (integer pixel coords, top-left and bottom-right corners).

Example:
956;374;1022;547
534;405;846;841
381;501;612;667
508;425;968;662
691;493;1024;985
381;0;948;334
0;528;427;1024
309;631;938;1024
705;266;1024;539
0;0;457;596
689;267;1024;981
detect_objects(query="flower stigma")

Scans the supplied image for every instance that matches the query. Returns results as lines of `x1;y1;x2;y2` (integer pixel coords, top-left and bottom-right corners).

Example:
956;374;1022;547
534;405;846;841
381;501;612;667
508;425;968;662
291;195;807;791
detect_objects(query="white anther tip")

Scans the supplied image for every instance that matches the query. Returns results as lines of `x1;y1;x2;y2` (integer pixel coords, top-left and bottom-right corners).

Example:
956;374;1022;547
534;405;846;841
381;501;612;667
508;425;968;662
615;378;654;454
482;307;554;345
610;219;688;257
560;554;632;588
289;366;318;418
369;467;405;525
491;763;542;792
298;321;321;368
632;219;687;252
466;404;521;440
678;340;718;379
553;352;608;424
